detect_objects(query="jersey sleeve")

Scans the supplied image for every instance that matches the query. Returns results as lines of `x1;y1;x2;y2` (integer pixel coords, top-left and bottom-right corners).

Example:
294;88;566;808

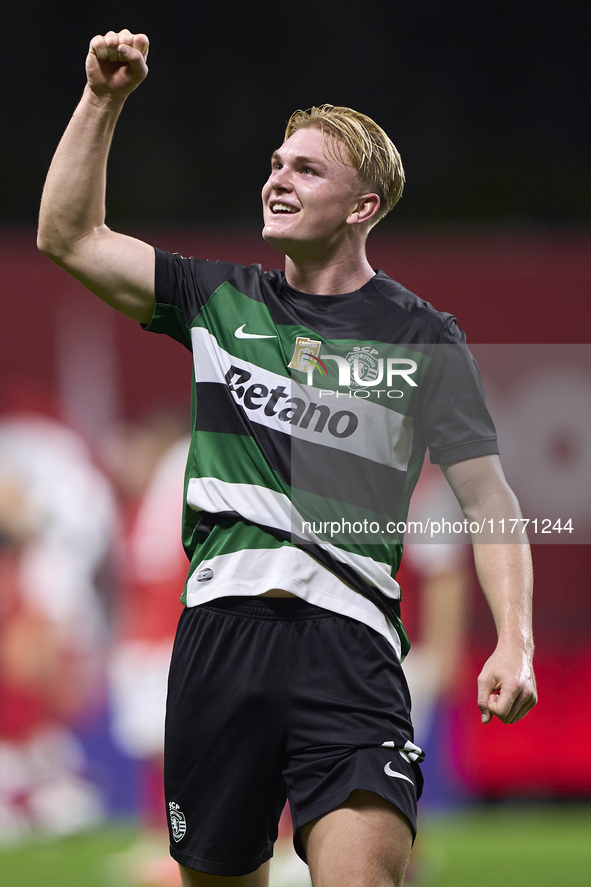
142;248;246;349
418;317;499;465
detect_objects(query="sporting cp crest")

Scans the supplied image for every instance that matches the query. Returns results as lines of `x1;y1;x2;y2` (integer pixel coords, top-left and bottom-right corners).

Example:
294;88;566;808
169;801;187;842
288;336;322;371
345;346;381;388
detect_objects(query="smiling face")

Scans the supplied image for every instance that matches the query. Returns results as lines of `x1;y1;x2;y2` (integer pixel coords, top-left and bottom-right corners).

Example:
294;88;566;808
261;126;373;260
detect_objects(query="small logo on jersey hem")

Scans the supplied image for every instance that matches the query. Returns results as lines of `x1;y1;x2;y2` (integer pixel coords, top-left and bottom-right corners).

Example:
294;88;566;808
384;762;414;784
196;568;214;582
169;802;187;842
235;324;277;339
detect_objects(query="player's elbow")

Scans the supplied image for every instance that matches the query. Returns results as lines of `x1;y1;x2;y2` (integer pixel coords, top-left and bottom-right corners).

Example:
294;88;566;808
37;240;62;265
37;225;100;272
37;215;99;262
37;223;69;263
37;226;56;258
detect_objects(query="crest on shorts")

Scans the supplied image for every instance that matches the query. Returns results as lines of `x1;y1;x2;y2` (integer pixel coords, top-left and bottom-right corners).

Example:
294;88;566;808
169;801;187;842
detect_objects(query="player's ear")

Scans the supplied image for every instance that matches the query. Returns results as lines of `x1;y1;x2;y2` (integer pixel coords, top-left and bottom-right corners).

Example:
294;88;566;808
346;193;381;227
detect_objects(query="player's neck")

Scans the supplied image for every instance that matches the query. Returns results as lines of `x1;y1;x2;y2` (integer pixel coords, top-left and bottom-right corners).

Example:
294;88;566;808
284;252;375;296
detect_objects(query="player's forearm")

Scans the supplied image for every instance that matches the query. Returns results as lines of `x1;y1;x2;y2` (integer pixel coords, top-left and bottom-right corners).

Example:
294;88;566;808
443;456;534;650
37;86;124;260
465;483;533;649
442;457;536;722
472;539;534;652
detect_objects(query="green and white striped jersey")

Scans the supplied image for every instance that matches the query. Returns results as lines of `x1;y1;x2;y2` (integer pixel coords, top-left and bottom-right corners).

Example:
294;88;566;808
144;249;498;658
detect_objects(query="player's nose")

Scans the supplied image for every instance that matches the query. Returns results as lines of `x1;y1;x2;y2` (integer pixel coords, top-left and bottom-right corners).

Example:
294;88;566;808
269;164;293;191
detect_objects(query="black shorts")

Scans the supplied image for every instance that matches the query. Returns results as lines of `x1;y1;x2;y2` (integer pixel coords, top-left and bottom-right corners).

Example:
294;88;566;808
164;596;423;877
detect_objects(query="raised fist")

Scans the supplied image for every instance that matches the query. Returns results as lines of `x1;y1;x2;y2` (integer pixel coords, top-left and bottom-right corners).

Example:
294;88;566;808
86;29;149;100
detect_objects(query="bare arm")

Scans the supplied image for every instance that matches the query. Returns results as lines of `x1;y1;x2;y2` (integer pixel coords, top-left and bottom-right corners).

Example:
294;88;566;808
37;30;155;324
441;455;537;724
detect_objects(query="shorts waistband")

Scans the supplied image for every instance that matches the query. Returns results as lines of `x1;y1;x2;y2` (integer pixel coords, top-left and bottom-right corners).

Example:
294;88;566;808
197;595;335;621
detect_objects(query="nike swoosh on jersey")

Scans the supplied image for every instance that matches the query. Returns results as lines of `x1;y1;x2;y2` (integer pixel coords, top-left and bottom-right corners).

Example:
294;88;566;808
384;762;414;784
235;324;277;339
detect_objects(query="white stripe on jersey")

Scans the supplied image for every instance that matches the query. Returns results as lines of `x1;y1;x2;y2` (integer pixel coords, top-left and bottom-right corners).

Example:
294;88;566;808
186;476;400;601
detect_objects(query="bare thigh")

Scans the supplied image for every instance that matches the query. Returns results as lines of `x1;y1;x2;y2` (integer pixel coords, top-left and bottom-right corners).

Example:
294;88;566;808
300;790;413;887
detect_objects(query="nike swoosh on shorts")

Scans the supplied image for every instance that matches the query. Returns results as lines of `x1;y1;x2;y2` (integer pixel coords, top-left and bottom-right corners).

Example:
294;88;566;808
384;761;414;784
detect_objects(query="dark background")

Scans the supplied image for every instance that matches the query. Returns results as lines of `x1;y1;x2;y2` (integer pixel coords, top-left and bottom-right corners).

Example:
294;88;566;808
3;0;589;229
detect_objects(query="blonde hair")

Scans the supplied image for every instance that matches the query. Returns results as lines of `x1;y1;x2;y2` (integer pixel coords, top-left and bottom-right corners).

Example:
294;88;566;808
285;104;405;225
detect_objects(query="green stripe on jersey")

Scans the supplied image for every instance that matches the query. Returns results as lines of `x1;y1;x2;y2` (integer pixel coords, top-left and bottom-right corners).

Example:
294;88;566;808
188;431;286;493
194;283;290;378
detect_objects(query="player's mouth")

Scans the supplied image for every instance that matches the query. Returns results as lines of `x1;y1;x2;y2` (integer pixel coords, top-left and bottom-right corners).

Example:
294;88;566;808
269;201;299;215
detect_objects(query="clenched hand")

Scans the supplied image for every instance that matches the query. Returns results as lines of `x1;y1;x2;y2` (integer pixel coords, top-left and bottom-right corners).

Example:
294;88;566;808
86;29;149;101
